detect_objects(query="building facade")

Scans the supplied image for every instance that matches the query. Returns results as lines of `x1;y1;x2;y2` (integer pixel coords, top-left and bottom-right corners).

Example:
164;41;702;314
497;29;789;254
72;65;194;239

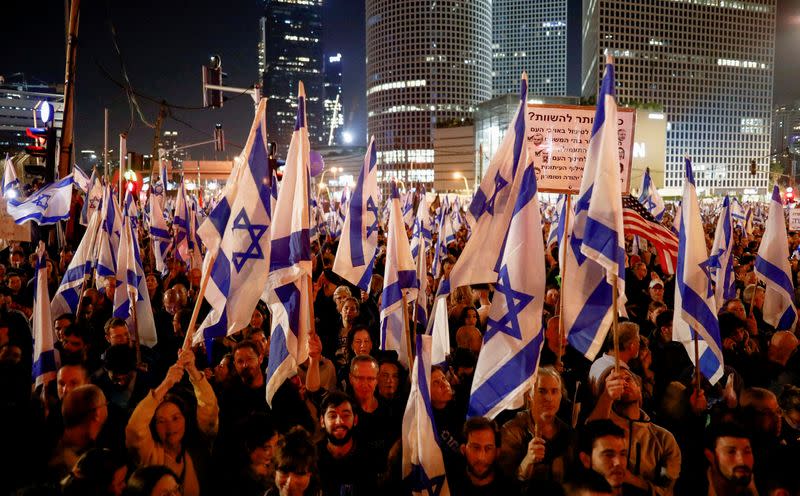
582;0;775;196
0;81;64;158
323;53;344;146
492;0;570;97
260;0;325;154
366;0;492;191
772;101;800;156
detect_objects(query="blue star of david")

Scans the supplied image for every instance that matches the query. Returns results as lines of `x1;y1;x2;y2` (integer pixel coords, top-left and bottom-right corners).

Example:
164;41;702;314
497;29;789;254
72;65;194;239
646;196;657;212
231;209;268;272
88;196;100;210
485;265;534;341
407;464;445;496
485;172;508;215
152;182;164;196
32;193;51;210
366;196;380;237
698;258;714;298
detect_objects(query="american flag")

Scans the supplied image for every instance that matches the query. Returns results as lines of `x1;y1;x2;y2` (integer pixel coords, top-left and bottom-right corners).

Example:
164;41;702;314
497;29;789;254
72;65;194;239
623;195;678;274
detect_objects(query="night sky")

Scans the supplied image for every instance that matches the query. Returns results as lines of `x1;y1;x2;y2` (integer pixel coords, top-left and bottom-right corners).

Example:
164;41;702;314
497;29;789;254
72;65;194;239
1;0;798;158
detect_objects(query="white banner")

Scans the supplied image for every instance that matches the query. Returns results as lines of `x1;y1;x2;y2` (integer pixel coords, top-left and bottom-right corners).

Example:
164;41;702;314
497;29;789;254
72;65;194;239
789;208;800;231
527;104;636;194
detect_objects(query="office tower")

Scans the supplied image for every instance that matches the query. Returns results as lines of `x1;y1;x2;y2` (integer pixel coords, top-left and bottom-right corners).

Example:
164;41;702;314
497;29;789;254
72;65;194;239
260;0;325;153
366;0;492;189
582;0;775;194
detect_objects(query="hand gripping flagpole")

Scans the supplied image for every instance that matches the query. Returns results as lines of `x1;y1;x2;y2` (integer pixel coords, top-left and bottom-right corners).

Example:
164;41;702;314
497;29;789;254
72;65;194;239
612;273;621;374
182;252;217;352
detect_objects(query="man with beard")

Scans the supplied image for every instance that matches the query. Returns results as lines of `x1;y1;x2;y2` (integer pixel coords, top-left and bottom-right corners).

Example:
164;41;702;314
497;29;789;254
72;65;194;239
316;390;377;494
578;420;646;496
588;368;681;495
703;423;758;495
449;416;516;494
219;340;268;434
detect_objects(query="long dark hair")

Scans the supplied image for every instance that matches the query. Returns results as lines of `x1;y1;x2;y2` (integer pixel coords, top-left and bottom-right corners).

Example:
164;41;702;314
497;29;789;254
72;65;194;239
149;393;201;452
123;465;178;496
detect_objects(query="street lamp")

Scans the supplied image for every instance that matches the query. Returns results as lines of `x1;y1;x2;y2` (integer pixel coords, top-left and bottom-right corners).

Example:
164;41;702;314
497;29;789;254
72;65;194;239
453;172;469;192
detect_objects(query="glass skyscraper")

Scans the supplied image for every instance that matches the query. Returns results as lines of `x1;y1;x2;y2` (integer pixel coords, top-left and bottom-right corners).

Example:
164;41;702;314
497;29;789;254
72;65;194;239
260;0;325;154
582;0;775;195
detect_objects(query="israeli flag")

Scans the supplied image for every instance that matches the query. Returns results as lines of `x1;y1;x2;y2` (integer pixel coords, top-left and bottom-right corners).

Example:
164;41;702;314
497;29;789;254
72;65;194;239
7;176;74;225
671;202;682;235
266;83;313;405
72;165;91;193
755;186;798;330
381;182;419;369
562;58;626;360
193;99;272;353
332;137;379;290
468;153;545;419
80;169;103;226
114;192;139;320
270;170;280;218
742;207;754;241
730;197;745;224
673;158;724;385
32;242;60;387
2;155;20;198
148;191;171;275
546;195;566;248
402;334;450;496
96;186;122;282
51;209;102;317
402;189;415;229
638;167;665;221
446;74;527;291
431;196;454;278
173;180;192;264
708;196;736;311
411;194;430;331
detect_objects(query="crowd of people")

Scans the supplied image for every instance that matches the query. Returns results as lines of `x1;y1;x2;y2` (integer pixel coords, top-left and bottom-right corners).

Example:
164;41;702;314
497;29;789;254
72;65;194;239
0;192;799;496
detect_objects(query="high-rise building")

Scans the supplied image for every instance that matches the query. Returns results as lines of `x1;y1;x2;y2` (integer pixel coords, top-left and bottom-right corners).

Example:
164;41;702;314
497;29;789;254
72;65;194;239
582;0;775;195
492;0;571;97
260;0;324;154
366;0;492;190
0;80;64;157
772;101;800;156
323;53;344;146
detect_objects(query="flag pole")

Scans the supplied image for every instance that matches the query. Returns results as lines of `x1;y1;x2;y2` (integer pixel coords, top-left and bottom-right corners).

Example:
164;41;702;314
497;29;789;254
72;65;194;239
129;288;142;365
74;273;91;322
182;253;217;351
611;273;621;373
402;292;414;365
557;193;572;371
693;327;701;391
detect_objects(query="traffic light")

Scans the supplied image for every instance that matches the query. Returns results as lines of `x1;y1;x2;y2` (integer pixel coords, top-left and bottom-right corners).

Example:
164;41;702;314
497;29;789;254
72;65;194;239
214;124;225;152
202;55;223;108
786;187;795;205
25;126;57;172
749;159;757;176
268;141;285;181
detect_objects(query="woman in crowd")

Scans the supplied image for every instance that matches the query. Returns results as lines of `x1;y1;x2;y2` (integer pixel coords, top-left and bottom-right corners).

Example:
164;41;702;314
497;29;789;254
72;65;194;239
123;466;182;496
265;426;320;496
125;349;219;496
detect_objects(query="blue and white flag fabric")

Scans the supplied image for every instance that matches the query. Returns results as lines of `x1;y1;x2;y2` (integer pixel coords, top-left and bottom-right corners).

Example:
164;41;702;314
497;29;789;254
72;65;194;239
148;190;171;275
414;188;433;246
468;152;546;419
671;202;682;236
730;197;745;224
673;158;724;385
380;182;419;369
411;193;430;331
270;170;280;218
402;190;415;229
33;242;59;387
562;58;626;360
332;137;379;290
742;207;754;242
51;209;102;318
194;99;271;355
546;195;566;248
638;168;665;221
708;196;736;311
430;197;450;279
445;74;528;293
72;165;91;193
7;176;74;225
402;334;450;496
2;155;20;198
173;180;192;264
755;186;798;331
149;157;168;208
80;169;103;226
96;186;122;283
266;84;313;405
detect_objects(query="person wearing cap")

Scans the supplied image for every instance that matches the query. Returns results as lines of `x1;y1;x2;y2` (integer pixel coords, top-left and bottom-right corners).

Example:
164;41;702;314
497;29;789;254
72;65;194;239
647;279;665;304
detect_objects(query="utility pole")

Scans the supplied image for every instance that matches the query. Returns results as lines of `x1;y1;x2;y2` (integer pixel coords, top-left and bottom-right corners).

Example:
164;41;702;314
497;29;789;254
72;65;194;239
150;103;168;182
58;0;81;180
